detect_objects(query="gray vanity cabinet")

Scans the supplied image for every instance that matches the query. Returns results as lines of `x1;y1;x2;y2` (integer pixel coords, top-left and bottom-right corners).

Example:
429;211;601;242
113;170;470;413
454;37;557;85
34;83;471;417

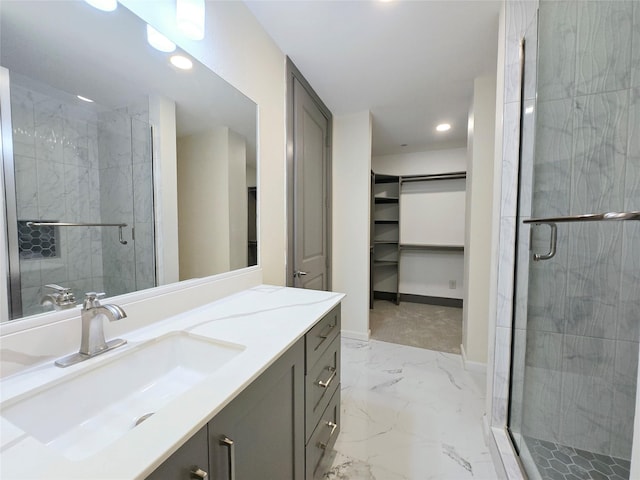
146;304;341;480
208;338;305;480
146;426;209;480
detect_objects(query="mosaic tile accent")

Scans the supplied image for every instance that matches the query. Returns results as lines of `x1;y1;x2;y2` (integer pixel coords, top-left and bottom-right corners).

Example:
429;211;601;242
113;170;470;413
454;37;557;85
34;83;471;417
17;220;58;259
525;437;630;480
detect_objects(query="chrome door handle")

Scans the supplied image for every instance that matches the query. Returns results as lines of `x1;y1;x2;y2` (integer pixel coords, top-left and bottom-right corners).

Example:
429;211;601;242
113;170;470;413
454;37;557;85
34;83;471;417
190;467;208;479
532;222;557;261
318;322;336;340
318;421;339;450
317;366;337;388
220;436;235;480
293;270;308;278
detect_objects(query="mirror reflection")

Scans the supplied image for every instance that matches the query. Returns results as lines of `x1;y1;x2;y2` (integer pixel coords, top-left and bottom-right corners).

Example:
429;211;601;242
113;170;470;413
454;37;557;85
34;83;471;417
0;1;258;321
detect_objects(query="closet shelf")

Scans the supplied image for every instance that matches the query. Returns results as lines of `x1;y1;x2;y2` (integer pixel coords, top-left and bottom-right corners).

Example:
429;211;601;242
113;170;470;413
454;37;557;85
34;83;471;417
373;261;398;267
400;171;466;184
400;244;464;252
374;240;399;245
374;196;399;204
374;219;399;224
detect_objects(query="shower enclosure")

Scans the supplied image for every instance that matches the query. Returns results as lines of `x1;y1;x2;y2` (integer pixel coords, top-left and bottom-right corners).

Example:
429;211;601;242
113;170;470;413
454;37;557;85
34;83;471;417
2;70;156;319
507;1;639;479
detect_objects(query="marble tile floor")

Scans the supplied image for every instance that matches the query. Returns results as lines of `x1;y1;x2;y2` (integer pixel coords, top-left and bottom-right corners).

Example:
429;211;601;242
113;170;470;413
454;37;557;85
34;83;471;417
322;338;497;480
370;300;463;354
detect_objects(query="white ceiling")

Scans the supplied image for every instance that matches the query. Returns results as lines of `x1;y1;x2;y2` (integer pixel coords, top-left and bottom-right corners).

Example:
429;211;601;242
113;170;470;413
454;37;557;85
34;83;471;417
245;0;501;156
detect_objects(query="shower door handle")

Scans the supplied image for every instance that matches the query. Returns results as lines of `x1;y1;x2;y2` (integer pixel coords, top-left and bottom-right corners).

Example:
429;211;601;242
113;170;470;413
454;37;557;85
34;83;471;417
531;222;557;262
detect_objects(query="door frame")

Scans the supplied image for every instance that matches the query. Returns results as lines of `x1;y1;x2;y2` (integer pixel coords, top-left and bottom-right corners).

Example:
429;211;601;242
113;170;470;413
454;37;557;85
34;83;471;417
285;57;333;289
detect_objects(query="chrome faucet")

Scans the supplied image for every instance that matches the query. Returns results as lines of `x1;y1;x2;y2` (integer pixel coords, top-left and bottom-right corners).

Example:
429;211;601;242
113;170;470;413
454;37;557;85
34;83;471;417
55;292;127;368
40;284;76;310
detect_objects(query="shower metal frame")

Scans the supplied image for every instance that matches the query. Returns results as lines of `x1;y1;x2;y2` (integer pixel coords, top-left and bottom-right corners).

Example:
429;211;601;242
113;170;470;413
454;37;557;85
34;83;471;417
0;67;23;319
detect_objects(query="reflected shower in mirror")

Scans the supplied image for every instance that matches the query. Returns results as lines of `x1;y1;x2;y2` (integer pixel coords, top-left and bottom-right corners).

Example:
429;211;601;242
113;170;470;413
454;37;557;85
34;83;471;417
0;1;257;321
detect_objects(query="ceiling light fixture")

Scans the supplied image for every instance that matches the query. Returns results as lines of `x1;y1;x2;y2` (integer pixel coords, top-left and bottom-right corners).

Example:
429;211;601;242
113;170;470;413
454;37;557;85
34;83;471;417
84;0;118;12
170;55;193;70
147;24;176;53
77;95;94;103
176;0;205;40
436;123;451;132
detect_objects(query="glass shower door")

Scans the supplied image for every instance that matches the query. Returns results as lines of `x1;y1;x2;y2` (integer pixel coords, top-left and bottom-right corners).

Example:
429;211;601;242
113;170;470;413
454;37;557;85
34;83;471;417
508;1;639;479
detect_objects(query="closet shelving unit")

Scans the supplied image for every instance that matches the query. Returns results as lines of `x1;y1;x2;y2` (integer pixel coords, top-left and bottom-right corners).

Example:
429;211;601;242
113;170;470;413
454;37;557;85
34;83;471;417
371;173;401;305
370;170;467;309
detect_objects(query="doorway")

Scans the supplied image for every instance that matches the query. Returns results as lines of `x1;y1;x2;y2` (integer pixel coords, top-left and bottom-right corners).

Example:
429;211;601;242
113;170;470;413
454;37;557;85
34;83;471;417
286;58;332;290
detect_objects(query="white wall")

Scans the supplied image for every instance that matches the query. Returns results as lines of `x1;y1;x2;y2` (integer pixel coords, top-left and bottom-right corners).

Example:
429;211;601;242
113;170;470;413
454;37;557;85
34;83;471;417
149;95;179;285
332;111;372;340
121;0;287;285
373;148;467;300
463;76;497;366
228;130;248;271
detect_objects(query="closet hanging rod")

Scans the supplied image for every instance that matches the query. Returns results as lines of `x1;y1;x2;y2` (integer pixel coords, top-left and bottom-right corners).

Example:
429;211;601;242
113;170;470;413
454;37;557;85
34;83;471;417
400;172;466;183
523;211;640;224
26;222;127;228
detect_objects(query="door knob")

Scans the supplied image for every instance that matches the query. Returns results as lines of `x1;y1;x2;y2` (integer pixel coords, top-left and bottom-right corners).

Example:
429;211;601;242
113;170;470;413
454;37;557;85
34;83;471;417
293;270;308;278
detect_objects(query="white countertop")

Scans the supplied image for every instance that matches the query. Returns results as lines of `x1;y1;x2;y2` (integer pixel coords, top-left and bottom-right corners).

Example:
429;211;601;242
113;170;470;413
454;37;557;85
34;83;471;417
0;285;344;479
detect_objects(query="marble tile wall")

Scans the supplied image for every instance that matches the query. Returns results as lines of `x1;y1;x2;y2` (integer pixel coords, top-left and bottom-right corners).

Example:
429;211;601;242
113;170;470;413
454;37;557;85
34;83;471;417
97;104;155;297
10;77;155;314
10;79;104;315
491;0;640;468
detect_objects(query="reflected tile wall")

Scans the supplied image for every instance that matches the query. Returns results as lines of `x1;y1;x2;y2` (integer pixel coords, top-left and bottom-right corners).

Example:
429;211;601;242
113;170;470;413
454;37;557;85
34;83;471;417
11;80;103;314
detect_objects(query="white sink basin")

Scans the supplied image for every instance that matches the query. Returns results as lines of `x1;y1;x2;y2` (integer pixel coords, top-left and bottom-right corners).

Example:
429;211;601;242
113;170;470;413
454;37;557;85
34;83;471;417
1;332;245;460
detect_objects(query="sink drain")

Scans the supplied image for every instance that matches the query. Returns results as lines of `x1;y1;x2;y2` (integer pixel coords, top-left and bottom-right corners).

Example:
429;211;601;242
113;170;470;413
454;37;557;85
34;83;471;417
134;412;155;427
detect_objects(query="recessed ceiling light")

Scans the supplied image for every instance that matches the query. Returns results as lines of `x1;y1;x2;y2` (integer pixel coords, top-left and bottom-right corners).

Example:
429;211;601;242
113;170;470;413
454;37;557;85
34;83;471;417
77;95;94;103
85;0;118;12
436;123;451;132
170;55;193;70
147;25;176;53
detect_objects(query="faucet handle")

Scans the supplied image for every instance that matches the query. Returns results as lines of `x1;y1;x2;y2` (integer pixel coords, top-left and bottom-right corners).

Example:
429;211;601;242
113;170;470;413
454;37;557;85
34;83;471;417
43;284;76;308
83;292;106;309
45;284;72;293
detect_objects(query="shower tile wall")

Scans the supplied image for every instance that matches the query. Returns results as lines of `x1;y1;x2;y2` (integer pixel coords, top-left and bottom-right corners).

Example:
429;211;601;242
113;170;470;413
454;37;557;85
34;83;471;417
10;77;155;314
521;0;639;460
97;103;155;298
11;81;104;315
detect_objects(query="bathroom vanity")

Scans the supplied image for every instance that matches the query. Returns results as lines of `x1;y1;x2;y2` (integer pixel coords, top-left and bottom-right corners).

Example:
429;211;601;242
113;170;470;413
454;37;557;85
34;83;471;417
0;286;343;479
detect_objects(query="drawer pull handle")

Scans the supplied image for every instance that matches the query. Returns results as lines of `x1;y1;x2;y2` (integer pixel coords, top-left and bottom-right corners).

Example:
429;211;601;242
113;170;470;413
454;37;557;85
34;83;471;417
318;322;336;340
190;467;208;479
318;421;339;450
318;366;337;388
220;436;236;480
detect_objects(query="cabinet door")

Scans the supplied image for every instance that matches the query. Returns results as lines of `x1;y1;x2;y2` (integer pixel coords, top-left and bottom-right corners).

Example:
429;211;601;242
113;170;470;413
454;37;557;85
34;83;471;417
146;426;209;480
209;339;305;480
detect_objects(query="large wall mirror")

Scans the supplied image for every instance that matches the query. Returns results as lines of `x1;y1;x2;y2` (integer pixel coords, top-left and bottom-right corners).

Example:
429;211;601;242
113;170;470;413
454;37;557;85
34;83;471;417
0;1;258;321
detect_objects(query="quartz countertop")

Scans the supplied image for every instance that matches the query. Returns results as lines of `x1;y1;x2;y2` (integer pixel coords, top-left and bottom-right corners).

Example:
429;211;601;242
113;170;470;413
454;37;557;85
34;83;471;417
0;285;344;479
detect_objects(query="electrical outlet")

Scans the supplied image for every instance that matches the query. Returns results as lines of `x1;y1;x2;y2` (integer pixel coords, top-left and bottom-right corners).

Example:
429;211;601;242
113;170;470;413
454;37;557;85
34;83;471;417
449;280;456;289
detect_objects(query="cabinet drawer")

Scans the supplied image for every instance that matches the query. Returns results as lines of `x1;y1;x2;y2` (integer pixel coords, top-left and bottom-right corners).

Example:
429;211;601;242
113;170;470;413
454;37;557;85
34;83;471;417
305;386;341;480
306;305;340;370
305;335;340;441
146;425;208;480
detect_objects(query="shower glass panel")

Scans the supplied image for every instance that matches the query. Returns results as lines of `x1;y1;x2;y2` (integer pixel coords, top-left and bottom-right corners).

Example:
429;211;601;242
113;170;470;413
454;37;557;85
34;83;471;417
7;72;156;318
508;1;639;479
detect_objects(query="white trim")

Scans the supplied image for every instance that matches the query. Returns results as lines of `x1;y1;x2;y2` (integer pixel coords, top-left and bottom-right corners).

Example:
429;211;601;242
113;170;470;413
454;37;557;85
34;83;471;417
340;328;370;342
485;420;526;480
461;343;487;374
484;415;508;479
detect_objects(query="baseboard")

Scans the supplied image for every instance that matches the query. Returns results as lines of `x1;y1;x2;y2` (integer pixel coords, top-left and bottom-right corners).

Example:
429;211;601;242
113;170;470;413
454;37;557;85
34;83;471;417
341;328;370;342
400;293;463;308
460;343;487;374
372;291;397;302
